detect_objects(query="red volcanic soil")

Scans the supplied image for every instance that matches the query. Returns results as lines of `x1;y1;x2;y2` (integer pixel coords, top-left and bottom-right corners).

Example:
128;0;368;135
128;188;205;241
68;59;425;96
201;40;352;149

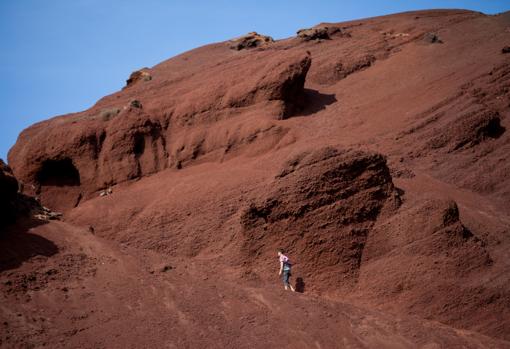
2;9;510;348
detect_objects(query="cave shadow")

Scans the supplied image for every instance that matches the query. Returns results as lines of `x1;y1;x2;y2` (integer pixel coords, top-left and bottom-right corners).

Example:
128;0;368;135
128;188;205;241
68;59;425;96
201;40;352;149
0;198;58;273
294;89;337;117
36;158;81;187
295;277;305;293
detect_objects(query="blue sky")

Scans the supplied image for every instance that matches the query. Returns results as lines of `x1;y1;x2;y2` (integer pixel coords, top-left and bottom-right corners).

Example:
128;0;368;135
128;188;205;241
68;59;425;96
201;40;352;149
1;1;509;162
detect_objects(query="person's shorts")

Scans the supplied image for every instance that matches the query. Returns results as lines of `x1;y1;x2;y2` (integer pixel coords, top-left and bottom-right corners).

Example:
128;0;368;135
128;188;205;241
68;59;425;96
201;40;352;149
282;269;291;285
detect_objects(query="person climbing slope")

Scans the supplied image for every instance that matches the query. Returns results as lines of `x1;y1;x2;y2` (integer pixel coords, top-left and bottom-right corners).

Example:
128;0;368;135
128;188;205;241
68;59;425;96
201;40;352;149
277;249;295;292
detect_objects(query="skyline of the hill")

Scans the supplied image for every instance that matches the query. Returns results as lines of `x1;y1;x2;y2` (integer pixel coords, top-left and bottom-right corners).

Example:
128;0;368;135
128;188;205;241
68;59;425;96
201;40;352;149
1;0;509;161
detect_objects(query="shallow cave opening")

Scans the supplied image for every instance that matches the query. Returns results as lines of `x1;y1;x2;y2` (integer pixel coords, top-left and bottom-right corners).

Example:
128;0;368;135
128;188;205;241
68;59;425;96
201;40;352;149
36;158;81;187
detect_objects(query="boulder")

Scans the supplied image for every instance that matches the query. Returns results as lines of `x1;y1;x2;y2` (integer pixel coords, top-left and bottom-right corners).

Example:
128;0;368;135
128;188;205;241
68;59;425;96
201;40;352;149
296;26;345;41
125;68;152;88
423;32;443;44
229;32;274;50
297;27;330;41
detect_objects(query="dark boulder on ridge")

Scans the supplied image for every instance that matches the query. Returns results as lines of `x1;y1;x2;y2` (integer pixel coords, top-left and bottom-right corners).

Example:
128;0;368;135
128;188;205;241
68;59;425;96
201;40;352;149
229;32;274;50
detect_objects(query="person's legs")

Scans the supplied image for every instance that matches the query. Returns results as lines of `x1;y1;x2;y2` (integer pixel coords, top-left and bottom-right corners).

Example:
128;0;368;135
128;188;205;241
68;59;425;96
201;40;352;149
282;270;290;290
287;271;295;292
282;270;295;291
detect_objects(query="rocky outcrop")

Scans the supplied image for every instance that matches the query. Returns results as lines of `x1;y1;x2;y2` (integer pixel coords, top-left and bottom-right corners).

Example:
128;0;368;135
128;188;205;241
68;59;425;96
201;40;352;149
229;32;274;50
8;49;312;211
297;27;330;41
358;197;500;336
0;160;57;227
422;32;443;44
224;51;311;116
240;147;400;290
0;160;18;200
296;26;345;41
319;55;376;84
124;68;152;88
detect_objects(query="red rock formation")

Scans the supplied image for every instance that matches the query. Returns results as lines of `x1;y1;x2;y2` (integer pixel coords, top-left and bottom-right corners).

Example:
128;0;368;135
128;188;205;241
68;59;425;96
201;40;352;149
3;8;510;348
124;68;152;88
229;32;274;50
8;50;311;211
240;147;400;290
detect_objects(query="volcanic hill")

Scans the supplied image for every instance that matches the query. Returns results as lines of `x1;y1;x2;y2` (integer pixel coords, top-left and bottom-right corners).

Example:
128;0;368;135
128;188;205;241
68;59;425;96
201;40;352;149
2;9;510;348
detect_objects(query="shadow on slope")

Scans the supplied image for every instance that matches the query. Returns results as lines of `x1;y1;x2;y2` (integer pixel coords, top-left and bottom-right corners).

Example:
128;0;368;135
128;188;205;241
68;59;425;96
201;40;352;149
295;88;337;116
0;218;57;272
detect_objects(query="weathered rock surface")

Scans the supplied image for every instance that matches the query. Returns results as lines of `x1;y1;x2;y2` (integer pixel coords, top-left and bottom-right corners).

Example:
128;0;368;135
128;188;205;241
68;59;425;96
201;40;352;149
357;197;505;337
240;147;400;290
424;109;504;152
8;50;311;211
0;160;58;227
297;27;331;41
124;68;152;88
296;26;345;41
229;32;274;50
312;54;377;85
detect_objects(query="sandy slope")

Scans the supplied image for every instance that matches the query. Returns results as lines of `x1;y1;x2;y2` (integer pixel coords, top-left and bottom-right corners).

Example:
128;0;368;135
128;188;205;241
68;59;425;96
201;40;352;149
2;221;508;348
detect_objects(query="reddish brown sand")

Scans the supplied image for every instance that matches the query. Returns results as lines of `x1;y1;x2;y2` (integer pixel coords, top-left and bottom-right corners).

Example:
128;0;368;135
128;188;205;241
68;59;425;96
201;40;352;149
2;9;510;348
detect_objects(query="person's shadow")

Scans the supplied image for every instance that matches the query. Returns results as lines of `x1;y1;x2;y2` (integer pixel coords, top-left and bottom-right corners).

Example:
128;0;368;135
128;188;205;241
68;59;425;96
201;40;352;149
295;277;305;293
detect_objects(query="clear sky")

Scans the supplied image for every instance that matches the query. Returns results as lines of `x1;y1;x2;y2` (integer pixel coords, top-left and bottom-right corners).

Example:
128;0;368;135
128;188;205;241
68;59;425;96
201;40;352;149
1;1;509;162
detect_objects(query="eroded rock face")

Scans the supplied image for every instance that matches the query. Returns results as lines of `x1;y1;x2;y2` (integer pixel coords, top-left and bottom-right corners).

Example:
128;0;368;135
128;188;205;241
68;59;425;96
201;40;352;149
0;160;52;227
225;51;311;117
8;49;312;211
312;54;376;85
240;147;400;290
358;197;497;334
0;160;18;199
